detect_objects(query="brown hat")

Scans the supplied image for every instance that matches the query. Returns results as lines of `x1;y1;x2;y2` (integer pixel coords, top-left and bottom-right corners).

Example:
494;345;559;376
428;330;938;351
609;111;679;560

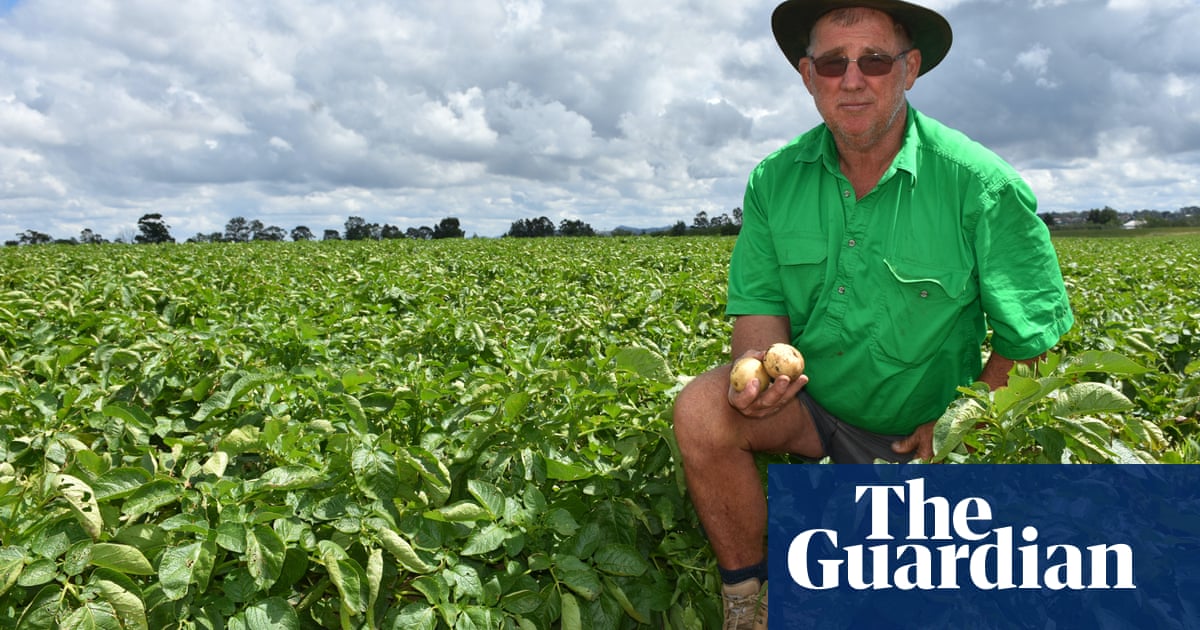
771;0;953;76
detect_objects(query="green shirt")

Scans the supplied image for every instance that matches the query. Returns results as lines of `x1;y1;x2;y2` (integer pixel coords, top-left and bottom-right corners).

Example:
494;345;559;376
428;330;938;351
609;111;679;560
727;106;1074;435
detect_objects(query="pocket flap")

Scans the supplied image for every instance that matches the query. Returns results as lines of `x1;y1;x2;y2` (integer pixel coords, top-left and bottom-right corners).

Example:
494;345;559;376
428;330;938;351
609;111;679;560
883;258;970;298
774;235;827;265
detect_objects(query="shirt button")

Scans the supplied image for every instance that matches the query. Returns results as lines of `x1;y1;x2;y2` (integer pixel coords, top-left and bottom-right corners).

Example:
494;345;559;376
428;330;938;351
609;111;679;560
848;239;857;248
838;286;846;294
843;190;851;198
919;290;929;298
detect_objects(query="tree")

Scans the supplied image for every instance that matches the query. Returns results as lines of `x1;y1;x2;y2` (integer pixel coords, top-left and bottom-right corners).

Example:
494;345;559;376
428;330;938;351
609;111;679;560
406;226;433;240
380;225;404;239
225;217;252;243
135;214;175;244
1086;206;1121;226
732;207;743;226
692;211;710;230
79;229;107;244
433;217;466;239
253;225;287;241
291;226;315;241
16;230;52;245
506;216;555;238
344;216;379;241
323;229;341;241
557;219;595;237
186;232;223;243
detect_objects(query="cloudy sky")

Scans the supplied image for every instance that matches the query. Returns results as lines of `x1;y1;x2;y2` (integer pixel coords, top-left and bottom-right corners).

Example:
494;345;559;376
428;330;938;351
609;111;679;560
1;0;1198;240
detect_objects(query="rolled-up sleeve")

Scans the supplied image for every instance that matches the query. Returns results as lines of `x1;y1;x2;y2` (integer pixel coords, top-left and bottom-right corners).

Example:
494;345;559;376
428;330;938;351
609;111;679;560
726;166;789;317
975;180;1074;359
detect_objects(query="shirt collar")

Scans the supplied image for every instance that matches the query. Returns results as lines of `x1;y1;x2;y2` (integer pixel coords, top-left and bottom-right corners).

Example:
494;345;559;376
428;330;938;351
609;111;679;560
794;104;922;187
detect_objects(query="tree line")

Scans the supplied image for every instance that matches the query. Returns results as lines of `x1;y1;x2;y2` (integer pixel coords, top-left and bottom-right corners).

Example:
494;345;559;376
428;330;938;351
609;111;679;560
11;204;1200;247
1040;206;1200;229
7;208;749;246
6;214;468;246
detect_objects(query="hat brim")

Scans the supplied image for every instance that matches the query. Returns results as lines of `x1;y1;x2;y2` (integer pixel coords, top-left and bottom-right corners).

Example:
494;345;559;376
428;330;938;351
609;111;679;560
772;0;952;76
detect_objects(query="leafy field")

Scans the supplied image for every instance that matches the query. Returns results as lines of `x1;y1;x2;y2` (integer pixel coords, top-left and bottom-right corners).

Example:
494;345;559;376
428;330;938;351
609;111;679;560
1;233;1198;629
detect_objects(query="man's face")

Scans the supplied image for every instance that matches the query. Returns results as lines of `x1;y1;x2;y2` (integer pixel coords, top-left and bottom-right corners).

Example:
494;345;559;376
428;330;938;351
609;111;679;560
799;9;920;153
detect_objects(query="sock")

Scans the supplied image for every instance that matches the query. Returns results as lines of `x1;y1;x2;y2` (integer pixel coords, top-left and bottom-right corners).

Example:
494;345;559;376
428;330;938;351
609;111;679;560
719;560;768;586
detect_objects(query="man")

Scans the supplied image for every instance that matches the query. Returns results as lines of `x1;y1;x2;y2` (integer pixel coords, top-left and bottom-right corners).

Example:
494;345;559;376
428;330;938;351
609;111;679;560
671;1;1075;628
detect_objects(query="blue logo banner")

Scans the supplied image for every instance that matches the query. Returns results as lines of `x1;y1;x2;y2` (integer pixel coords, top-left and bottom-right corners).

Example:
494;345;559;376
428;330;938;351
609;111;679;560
767;464;1200;629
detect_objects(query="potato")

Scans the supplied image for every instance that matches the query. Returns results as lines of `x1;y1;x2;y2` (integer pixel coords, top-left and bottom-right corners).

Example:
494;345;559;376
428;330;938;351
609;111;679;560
730;356;771;393
763;343;805;379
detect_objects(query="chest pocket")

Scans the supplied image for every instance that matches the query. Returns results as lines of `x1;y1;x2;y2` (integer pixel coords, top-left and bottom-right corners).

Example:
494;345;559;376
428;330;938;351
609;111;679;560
774;234;828;331
870;258;975;367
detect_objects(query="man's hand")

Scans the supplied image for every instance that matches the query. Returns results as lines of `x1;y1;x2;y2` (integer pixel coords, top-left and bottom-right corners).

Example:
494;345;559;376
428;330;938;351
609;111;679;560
727;350;809;419
891;420;936;460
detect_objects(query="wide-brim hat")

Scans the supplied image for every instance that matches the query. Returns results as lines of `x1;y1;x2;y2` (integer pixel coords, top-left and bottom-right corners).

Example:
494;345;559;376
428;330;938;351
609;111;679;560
772;0;952;76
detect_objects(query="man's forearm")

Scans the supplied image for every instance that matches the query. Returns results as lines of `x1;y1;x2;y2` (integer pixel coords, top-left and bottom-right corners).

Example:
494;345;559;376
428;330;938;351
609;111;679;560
979;352;1044;390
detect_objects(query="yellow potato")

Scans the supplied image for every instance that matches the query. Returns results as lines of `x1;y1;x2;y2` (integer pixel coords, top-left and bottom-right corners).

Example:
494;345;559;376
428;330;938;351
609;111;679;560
763;343;805;379
730;356;771;393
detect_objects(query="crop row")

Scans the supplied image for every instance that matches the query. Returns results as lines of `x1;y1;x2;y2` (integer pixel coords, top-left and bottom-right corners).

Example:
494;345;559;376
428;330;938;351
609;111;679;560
0;234;1197;628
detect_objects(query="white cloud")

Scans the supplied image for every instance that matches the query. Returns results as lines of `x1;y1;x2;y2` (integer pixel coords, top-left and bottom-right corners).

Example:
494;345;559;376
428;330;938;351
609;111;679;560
0;0;1197;240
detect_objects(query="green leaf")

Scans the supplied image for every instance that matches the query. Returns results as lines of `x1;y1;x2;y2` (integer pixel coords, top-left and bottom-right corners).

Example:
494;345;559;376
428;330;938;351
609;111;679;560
560;592;582;630
318;540;368;615
546;459;593;482
17;558;56;587
554;555;601;601
1062;351;1150;376
59;600;122;630
503;391;531;421
500;589;542;615
366;547;383;613
16;583;61;629
467;479;505;518
1057;416;1113;455
119;479;181;522
89;543;154;576
246;525;286;591
245;466;322;494
101;403;154;429
366;518;437;574
461;523;508;556
90;578;148;630
613;347;673;384
1050;382;1134;417
158;541;215;601
388;604;437;630
239;596;300;630
194;370;279;422
425;501;491;523
91;468;154;502
593;543;649;577
352;445;399;502
53;474;102;540
932;397;986;460
0;547;25;598
603;576;649;624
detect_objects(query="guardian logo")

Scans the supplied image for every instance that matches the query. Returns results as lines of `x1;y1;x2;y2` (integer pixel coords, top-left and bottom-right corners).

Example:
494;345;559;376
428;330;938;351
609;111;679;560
786;478;1135;591
766;465;1200;630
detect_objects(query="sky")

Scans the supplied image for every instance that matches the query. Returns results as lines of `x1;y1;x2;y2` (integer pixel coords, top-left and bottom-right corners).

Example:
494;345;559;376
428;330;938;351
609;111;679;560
1;0;1198;241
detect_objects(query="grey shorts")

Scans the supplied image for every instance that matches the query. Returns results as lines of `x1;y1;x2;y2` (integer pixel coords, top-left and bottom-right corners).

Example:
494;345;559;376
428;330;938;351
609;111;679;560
797;391;915;464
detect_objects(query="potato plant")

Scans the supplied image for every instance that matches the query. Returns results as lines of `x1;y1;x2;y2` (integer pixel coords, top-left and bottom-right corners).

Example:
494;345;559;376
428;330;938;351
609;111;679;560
0;232;1197;628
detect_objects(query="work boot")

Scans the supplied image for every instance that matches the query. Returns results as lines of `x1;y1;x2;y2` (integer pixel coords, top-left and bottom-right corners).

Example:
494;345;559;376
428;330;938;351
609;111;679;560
721;578;767;630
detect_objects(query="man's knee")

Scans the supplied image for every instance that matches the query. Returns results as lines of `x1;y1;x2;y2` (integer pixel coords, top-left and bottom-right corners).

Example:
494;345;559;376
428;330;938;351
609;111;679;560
673;365;734;445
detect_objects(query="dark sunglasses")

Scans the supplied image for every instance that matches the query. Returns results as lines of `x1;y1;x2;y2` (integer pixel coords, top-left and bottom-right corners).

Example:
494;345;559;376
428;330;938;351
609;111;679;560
809;49;913;78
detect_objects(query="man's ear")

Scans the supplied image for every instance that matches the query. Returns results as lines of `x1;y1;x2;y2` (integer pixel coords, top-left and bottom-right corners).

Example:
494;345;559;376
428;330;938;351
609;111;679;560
798;58;815;94
904;49;922;90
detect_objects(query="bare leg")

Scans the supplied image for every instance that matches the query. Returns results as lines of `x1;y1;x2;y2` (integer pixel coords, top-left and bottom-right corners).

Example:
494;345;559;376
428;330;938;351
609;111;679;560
672;363;823;569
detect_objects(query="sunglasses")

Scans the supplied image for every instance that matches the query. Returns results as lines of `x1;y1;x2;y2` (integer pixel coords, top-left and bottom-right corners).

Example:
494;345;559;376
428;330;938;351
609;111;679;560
809;49;913;78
